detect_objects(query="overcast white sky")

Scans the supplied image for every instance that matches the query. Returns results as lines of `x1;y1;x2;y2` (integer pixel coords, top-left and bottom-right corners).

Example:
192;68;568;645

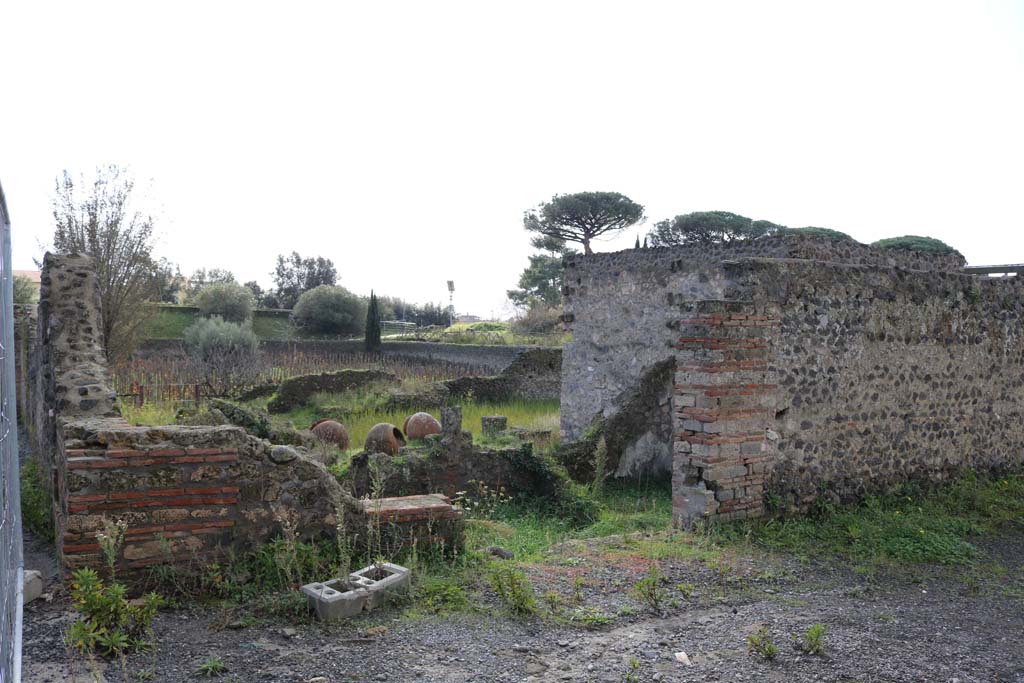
2;1;1022;318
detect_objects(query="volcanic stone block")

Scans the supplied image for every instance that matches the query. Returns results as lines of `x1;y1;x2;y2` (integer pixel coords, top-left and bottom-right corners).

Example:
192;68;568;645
22;569;43;604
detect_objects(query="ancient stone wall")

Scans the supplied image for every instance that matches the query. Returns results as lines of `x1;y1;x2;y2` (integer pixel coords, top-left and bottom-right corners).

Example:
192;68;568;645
730;257;1024;510
22;254;461;576
346;407;594;524
136;338;552;375
444;348;561;403
267;369;397;413
561;235;1022;526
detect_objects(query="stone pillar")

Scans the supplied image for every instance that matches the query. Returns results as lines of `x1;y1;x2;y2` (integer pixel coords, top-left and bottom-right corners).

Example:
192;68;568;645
671;300;779;527
481;415;507;437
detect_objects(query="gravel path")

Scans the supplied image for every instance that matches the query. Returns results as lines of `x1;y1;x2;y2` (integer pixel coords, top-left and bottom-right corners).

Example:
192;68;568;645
21;533;1024;683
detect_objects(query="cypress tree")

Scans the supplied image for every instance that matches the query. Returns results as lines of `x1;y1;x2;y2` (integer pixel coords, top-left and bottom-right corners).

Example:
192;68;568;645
634;235;640;249
365;290;382;351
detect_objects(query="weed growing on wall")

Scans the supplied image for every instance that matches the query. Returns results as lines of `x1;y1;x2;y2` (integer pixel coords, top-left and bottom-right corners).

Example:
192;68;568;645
590;436;608;497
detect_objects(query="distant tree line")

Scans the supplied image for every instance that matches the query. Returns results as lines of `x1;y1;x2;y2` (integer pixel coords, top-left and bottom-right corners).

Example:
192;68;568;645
509;190;960;335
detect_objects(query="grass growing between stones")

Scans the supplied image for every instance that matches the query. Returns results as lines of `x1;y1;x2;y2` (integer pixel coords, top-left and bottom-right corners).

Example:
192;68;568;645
465;477;675;561
120;401;178;426
280;398;560;456
715;472;1024;567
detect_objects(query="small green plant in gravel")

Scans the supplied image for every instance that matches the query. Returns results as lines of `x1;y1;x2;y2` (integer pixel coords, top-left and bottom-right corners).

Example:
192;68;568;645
621;656;642;683
198;655;228;677
542;590;563;613
747;627;778;661
631;562;667;613
798;623;827;655
568;607;613;629
68;568;164;658
489;562;536;615
572;576;585;604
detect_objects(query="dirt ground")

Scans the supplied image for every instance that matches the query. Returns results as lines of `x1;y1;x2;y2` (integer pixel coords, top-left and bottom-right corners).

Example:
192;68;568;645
20;527;1024;683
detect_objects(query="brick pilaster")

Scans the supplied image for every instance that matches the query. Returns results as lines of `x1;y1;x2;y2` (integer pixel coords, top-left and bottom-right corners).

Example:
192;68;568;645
671;300;779;526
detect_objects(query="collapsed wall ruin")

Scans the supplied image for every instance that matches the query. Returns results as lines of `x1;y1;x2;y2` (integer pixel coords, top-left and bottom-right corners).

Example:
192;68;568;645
560;234;1024;526
19;254;462;575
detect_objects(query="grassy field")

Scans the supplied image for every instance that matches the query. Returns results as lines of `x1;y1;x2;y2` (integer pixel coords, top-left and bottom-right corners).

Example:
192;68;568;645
120;392;561;457
275;394;560;452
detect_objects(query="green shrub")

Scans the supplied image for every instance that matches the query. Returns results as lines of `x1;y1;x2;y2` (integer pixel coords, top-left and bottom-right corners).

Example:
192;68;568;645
510;304;562;336
20;459;54;541
198;655;228;677
184;316;258;359
631;563;667;613
779;226;856;241
68;568;163;657
195;282;254;323
799;623;827;655
746;627;778;661
871;235;958;254
13;275;37;305
183;317;260;396
489;562;536;615
292;285;366;335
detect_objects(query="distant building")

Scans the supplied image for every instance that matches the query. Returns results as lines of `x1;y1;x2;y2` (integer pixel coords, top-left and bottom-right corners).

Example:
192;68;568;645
456;314;481;323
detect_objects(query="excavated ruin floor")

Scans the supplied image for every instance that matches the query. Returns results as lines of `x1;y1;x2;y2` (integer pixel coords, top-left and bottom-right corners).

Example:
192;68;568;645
20;529;1024;683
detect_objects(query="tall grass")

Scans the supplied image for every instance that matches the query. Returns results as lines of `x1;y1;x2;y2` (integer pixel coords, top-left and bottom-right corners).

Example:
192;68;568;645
465;477;674;561
120;402;178;426
283;397;560;450
716;472;1024;566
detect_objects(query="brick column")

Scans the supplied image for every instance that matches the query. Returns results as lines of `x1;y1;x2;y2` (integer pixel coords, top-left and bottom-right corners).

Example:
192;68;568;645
671;300;779;526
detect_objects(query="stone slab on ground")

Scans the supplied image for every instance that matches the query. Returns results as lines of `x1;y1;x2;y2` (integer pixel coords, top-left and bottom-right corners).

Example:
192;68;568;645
361;493;462;523
22;569;43;604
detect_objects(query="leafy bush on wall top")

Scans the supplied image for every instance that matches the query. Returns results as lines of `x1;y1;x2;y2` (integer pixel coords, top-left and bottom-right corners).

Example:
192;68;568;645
195;281;254;323
292;284;366;335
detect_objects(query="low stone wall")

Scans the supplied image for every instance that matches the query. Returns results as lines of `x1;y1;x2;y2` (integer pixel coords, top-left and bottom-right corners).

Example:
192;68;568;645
22;253;463;576
345;408;593;524
266;369;396;413
362;494;464;557
444;348;561;403
135;338;552;375
60;418;350;572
